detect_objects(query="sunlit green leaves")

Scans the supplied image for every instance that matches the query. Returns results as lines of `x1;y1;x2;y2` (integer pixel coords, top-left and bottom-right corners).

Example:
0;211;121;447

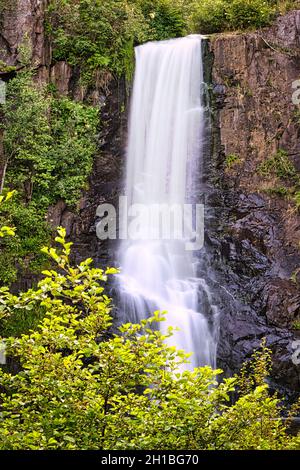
188;0;286;34
0;231;299;449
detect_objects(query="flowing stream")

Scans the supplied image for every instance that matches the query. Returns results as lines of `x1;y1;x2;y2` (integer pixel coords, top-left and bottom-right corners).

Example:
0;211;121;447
118;36;217;370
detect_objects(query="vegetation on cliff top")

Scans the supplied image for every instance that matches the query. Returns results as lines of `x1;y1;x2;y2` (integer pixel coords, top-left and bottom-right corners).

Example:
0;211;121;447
189;0;298;34
46;0;187;82
46;1;299;82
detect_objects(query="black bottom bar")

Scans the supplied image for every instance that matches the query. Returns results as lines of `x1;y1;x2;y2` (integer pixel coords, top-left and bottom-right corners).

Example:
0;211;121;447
0;450;298;465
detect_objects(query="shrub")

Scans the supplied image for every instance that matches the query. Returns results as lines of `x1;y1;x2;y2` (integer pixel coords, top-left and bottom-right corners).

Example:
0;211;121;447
0;197;51;285
258;149;300;209
43;0;300;79
0;228;299;450
47;0;187;82
2;72;99;208
258;149;299;180
225;153;241;169
294;190;300;209
139;0;186;40
0;72;98;284
189;0;291;34
227;0;276;30
189;0;228;34
0;191;15;239
46;1;299;78
48;96;99;206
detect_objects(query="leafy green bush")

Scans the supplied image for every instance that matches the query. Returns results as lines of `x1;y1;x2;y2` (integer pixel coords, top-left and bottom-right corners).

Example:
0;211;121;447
258;149;300;208
2;72;99;208
294;190;300;209
46;1;299;78
189;0;295;34
258;149;299;180
227;0;276;30
189;0;228;34
0;193;48;333
47;0;187;82
293;320;300;329
0;228;299;450
0;197;51;285
139;0;186;40
0;192;15;239
225;153;241;169
0;60;16;73
48;96;98;206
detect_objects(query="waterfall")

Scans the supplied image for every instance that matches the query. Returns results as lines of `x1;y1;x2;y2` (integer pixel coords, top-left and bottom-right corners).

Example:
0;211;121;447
118;35;217;370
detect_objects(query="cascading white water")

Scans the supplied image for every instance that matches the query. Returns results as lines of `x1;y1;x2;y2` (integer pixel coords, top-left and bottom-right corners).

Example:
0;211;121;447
119;35;216;370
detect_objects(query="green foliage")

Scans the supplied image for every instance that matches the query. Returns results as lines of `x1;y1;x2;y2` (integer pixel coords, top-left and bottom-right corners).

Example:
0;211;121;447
293;190;300;209
225;153;241;169
0;191;16;238
189;0;228;34
226;0;276;30
18;33;33;67
0;61;16;74
139;0;186;40
258;149;298;180
3;72;98;208
189;0;296;34
238;338;272;396
264;186;289;197
0;297;46;337
46;1;299;79
47;0;187;82
2;72;53;203
276;0;300;14
0;72;98;285
47;96;98;206
0;197;51;285
291;264;300;284
0;230;298;450
258;149;300;208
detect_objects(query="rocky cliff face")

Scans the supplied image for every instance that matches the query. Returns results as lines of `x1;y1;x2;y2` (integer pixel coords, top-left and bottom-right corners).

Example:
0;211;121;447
0;0;47;69
209;10;300;396
0;0;127;271
0;2;299;395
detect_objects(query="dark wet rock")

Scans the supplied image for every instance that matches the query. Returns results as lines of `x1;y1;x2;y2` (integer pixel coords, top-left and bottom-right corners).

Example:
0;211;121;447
47;200;67;227
263;279;300;328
